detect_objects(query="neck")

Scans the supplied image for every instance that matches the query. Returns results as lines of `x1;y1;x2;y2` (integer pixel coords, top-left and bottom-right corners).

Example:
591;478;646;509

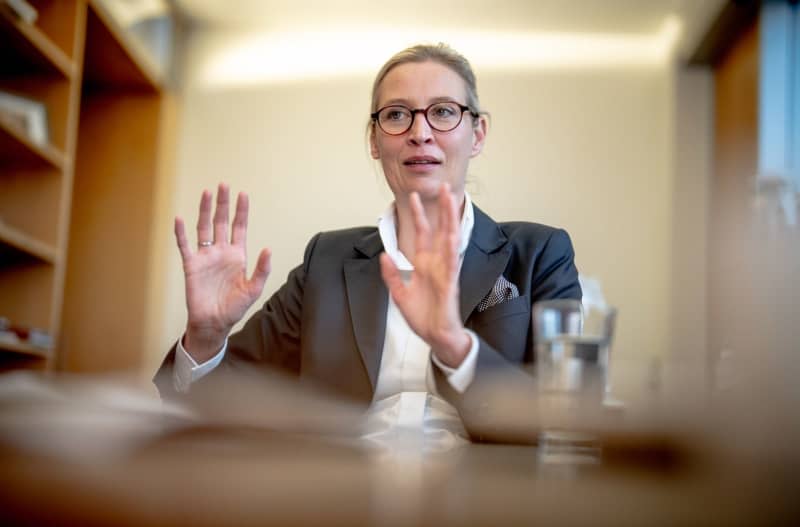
395;190;466;259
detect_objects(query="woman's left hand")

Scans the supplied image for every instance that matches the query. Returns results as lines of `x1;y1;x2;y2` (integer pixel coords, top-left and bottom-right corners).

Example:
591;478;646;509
379;184;471;368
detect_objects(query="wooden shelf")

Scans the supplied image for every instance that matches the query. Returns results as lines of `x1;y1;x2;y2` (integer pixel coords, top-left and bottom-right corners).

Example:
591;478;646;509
0;337;51;359
0;7;75;79
0;113;67;169
82;1;162;92
0;219;57;264
1;0;175;374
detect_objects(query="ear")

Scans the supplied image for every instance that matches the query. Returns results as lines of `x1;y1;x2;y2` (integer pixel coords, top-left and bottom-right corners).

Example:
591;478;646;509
369;125;380;159
469;115;487;158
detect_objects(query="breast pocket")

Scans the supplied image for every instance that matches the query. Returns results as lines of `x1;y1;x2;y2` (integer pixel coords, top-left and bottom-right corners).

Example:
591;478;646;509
468;294;531;363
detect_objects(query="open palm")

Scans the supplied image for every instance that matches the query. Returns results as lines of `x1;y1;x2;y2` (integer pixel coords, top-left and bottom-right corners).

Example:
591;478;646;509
380;185;471;367
174;184;271;362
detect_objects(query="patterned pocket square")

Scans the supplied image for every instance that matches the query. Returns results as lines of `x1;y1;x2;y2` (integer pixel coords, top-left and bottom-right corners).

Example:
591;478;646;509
477;275;520;312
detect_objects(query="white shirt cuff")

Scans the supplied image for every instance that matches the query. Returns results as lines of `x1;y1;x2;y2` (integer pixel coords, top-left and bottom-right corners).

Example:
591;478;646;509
173;335;227;393
430;329;479;394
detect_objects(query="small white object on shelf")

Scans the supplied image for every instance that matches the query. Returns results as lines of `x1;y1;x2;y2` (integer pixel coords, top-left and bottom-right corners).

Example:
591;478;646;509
1;0;38;24
92;0;173;80
0;330;22;347
27;328;53;350
0;90;49;146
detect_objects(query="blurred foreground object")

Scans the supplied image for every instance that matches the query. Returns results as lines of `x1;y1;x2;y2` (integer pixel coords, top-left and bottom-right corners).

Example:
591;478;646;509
0;367;365;462
532;298;616;465
0;354;798;525
0;370;374;527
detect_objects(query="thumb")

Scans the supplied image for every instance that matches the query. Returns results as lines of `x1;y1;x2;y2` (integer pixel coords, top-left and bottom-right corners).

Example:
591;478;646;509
380;252;409;307
247;248;272;298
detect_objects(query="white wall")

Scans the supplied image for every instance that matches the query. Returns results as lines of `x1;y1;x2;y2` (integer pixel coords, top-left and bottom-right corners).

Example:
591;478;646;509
473;67;674;364
669;67;712;363
143;28;711;376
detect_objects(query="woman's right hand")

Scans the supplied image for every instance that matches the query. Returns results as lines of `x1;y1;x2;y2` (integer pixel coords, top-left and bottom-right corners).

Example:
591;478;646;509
174;183;272;363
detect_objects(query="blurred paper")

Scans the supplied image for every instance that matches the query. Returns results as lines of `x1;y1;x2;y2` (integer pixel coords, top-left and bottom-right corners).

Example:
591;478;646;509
0;367;364;463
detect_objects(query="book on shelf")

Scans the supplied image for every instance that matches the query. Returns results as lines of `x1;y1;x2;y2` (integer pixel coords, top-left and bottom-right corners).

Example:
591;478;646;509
0;317;53;351
94;0;174;79
0;90;49;146
1;0;38;24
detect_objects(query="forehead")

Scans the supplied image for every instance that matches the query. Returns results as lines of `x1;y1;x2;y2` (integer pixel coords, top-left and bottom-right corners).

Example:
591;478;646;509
377;61;468;106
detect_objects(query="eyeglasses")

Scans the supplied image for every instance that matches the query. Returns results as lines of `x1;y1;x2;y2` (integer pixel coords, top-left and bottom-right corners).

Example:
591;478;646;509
371;101;479;135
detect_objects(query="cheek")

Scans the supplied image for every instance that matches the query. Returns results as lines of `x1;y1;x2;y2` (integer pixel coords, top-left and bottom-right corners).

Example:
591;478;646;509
377;138;403;162
445;132;475;163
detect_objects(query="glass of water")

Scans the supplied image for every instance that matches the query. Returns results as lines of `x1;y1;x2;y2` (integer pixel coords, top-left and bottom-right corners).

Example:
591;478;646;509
532;299;616;465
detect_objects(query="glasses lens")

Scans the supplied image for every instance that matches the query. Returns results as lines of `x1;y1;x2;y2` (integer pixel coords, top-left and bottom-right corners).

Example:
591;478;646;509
426;102;463;132
378;106;412;134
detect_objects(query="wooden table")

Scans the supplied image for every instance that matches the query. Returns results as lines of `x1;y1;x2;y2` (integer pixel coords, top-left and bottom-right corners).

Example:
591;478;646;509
1;422;797;527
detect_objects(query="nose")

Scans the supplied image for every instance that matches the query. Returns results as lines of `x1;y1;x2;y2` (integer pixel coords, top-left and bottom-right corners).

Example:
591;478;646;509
407;110;433;145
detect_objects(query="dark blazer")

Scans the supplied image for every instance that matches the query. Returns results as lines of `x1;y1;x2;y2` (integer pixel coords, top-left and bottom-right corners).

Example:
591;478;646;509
154;204;581;440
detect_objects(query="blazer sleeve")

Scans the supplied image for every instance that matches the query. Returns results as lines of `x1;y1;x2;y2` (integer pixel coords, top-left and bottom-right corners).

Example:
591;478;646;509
433;228;582;442
153;233;322;400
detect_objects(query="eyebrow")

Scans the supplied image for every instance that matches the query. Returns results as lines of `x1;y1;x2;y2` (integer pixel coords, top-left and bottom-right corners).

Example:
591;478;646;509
380;96;461;107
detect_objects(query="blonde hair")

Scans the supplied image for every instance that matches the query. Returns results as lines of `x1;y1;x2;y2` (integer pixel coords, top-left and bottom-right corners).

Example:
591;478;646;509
370;43;482;115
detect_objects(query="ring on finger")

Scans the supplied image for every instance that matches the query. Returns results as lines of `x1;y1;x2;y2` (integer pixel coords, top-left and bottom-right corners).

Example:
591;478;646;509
198;240;213;248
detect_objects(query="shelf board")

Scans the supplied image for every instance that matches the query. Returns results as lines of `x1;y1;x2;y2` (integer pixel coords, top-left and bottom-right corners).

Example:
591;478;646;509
0;6;76;79
0;338;51;359
0;113;67;170
83;1;163;92
0;220;57;264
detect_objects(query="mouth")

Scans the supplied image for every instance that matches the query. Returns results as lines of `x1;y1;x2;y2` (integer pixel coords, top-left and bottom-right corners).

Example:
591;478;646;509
403;156;442;166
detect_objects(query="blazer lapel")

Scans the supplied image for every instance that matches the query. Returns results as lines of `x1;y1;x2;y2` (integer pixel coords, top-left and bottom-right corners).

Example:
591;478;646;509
342;205;507;387
344;231;388;390
459;205;511;323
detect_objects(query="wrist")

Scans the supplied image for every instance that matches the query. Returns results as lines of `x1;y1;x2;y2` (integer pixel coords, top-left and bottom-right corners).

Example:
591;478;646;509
183;326;228;363
432;329;472;368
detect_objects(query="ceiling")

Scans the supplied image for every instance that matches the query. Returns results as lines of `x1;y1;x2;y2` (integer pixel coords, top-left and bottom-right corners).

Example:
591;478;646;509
173;0;726;58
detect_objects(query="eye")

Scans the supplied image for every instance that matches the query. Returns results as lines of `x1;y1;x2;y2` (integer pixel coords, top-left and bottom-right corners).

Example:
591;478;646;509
382;107;410;121
430;103;458;119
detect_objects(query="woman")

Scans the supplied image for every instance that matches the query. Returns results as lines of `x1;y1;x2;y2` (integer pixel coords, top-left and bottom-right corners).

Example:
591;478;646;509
155;44;581;443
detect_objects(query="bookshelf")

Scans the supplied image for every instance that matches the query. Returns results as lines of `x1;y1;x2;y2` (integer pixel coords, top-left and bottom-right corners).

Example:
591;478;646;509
0;337;51;359
1;0;175;373
0;113;67;169
0;6;76;78
0;219;57;264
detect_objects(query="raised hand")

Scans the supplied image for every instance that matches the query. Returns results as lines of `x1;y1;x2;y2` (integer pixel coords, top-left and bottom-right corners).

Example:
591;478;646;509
174;183;271;363
379;184;471;368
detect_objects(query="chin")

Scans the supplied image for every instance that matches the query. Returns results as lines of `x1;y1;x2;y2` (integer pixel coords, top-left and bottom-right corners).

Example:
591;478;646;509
388;168;462;200
403;177;446;199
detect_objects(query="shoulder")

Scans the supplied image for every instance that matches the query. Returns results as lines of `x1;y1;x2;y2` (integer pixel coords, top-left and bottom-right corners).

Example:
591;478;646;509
473;204;574;255
498;222;574;254
302;226;379;262
315;226;377;246
497;221;569;243
492;219;580;298
481;217;581;300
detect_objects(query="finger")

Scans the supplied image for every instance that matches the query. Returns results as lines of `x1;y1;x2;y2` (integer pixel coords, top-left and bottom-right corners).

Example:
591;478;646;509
213;183;230;245
444;183;457;237
379;252;408;305
196;189;213;245
247;248;272;298
435;183;451;250
409;192;431;252
174;216;192;261
231;192;249;247
444;185;460;270
432;184;457;270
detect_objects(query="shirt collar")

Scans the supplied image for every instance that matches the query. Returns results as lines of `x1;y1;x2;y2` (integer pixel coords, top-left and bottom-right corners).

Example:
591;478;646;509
377;191;475;272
